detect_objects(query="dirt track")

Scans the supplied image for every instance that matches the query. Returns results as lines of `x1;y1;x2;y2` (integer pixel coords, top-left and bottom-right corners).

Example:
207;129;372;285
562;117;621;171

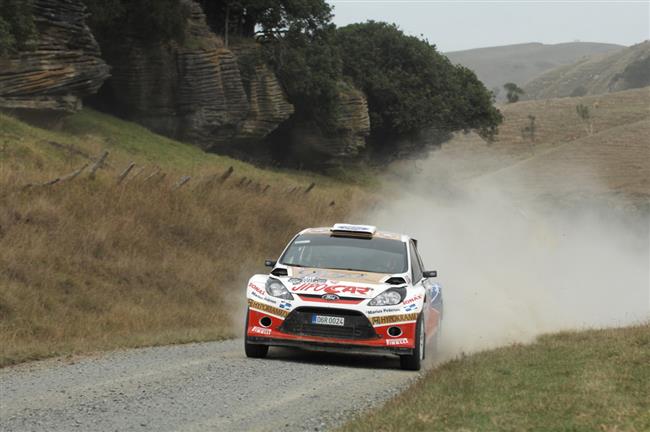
0;340;419;432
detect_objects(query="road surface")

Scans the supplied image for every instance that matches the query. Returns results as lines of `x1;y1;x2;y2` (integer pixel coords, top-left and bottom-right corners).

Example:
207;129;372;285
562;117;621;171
0;340;420;431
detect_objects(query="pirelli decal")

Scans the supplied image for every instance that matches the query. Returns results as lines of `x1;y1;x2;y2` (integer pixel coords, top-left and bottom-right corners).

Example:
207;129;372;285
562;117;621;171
371;313;418;326
248;299;289;318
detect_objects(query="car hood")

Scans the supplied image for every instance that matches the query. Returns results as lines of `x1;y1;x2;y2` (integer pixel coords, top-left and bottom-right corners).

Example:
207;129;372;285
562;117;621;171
282;266;407;299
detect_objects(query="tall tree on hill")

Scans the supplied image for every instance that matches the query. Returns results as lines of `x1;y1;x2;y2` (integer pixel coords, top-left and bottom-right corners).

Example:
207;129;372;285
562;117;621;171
504;82;524;103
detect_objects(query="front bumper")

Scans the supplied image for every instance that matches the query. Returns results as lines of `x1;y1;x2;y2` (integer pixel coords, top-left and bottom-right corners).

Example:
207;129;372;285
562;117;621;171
246;305;417;353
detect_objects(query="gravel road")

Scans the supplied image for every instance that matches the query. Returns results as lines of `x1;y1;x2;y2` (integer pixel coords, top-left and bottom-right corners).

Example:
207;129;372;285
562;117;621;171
0;340;420;432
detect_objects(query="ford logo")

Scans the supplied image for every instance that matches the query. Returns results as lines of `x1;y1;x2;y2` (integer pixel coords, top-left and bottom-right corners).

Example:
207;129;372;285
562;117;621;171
321;294;339;301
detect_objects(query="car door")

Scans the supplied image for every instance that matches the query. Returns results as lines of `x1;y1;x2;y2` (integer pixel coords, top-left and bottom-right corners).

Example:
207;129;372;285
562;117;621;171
411;242;442;340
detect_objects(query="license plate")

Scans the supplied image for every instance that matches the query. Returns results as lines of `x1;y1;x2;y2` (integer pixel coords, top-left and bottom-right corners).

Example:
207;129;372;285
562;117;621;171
311;314;345;326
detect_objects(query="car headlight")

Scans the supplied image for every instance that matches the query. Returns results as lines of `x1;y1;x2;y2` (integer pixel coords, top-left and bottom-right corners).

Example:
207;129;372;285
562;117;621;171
265;278;294;300
368;287;406;306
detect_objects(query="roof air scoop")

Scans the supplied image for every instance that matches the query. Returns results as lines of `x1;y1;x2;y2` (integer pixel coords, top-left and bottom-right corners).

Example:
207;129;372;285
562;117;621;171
330;223;377;238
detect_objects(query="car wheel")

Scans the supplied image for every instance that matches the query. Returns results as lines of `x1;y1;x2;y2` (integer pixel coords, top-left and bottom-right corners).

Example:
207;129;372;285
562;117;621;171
400;313;424;371
244;307;269;358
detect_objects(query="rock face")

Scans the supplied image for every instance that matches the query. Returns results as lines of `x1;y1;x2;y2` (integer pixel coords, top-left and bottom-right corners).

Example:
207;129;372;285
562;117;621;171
0;0;110;117
101;1;294;152
289;86;370;161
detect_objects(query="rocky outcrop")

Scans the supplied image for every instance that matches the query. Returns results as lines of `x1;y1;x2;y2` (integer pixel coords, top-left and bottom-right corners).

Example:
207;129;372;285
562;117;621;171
0;0;110;117
101;1;293;152
290;86;370;160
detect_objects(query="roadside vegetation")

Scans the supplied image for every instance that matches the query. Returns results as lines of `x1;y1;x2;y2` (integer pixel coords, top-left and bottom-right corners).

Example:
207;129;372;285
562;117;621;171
340;324;650;432
79;0;502;163
0;109;373;366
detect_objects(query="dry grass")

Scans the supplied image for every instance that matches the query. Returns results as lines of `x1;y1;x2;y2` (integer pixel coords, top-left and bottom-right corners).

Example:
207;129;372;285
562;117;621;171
401;87;650;196
0;110;372;366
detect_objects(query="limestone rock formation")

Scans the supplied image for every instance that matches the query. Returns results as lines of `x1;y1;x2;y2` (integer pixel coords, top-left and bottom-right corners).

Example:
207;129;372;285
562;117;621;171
101;0;294;152
0;0;110;118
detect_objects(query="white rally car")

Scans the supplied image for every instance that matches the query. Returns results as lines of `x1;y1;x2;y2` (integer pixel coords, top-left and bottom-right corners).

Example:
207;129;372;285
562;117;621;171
244;224;443;370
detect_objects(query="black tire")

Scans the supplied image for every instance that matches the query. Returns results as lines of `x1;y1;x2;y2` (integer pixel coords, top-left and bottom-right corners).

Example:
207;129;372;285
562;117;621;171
400;313;424;371
244;307;269;358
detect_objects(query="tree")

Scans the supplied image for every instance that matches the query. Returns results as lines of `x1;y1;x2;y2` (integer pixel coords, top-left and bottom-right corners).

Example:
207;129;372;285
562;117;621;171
336;21;502;149
576;103;593;135
264;24;342;130
620;55;650;89
504;82;524;103
0;0;36;56
198;0;332;40
82;0;189;45
521;114;537;153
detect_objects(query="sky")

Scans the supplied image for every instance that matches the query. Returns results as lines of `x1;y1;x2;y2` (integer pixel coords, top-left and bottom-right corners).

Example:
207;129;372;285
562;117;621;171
328;1;650;52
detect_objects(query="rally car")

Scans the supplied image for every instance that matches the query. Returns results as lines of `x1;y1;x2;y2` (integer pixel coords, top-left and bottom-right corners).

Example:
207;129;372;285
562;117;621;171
244;223;443;370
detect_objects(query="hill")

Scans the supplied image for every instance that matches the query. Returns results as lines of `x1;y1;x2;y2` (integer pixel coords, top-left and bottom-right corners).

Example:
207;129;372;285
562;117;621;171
0;109;371;366
393;87;650;207
523;41;650;100
445;42;623;99
339;324;650;432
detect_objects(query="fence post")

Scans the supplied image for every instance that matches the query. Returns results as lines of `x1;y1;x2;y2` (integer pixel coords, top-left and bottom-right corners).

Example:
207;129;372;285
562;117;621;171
173;175;191;190
219;166;234;183
117;162;136;184
88;151;109;179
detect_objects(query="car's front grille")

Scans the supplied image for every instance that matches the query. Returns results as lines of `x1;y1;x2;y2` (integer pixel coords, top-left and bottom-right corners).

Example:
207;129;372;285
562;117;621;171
280;307;377;340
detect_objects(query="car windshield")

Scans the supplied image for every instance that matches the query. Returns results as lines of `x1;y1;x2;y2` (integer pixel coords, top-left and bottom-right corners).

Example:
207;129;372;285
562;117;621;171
280;233;408;274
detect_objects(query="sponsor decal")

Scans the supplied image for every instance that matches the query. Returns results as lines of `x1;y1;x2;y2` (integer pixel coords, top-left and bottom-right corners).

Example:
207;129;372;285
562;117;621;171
302;275;326;283
250;290;277;304
403;304;418;312
291;282;373;296
247;299;289;318
370;313;418;326
251;326;272;336
386;338;408;346
278;301;292;310
249;282;266;296
403;295;423;305
366;307;401;315
294;269;369;280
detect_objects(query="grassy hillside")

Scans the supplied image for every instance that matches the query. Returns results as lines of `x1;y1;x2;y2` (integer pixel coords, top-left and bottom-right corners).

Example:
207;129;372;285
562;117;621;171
487;119;650;203
523;41;650;100
399;87;650;206
0;109;372;366
340;324;650;432
445;42;622;100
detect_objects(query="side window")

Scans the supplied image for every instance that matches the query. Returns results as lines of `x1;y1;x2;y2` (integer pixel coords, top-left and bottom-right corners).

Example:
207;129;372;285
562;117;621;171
415;247;426;273
409;241;423;283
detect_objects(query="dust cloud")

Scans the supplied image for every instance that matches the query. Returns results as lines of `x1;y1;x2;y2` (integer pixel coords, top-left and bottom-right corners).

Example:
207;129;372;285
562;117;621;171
367;149;650;361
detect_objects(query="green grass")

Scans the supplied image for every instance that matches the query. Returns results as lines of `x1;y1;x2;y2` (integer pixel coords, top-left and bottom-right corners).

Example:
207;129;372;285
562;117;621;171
340;324;650;432
1;108;362;189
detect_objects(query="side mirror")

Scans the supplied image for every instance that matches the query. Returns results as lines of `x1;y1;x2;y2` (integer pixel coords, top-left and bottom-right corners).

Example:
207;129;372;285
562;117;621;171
264;259;277;267
423;270;437;278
